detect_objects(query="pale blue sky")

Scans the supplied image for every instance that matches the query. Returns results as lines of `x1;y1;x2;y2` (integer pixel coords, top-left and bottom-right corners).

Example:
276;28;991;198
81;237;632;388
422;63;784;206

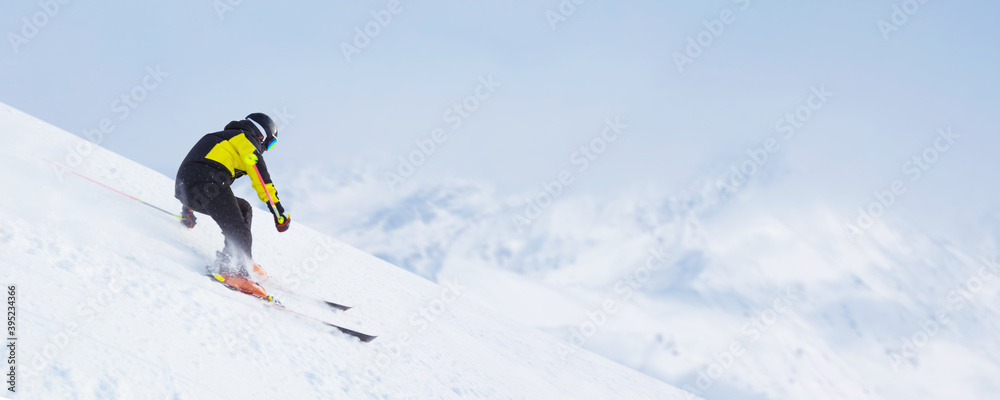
3;0;998;235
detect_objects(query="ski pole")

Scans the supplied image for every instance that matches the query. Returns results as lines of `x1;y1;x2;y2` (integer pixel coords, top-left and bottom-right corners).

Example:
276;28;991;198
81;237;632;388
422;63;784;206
41;157;183;220
251;163;281;219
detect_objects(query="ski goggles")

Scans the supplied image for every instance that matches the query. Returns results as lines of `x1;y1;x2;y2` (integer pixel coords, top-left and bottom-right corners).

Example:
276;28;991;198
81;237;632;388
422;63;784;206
266;136;278;150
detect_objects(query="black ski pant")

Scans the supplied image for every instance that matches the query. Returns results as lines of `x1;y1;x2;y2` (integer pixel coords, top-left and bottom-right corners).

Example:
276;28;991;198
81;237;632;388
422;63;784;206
175;163;254;261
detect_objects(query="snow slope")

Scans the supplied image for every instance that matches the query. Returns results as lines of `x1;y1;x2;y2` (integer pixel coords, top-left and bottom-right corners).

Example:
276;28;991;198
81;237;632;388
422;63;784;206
0;103;700;400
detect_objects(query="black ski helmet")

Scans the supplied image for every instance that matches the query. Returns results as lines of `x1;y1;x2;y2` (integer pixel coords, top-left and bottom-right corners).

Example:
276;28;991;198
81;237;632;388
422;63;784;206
246;113;278;151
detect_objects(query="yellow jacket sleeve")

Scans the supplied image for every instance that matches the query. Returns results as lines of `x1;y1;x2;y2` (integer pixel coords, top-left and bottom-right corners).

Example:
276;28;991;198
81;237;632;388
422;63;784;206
201;131;284;215
229;134;281;206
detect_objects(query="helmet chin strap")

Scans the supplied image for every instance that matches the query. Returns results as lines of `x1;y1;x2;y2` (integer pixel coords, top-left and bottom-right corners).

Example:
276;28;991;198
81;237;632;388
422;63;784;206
247;117;270;145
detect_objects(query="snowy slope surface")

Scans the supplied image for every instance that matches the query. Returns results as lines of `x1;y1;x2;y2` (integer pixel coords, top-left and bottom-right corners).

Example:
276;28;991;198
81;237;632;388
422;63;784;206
0;103;700;400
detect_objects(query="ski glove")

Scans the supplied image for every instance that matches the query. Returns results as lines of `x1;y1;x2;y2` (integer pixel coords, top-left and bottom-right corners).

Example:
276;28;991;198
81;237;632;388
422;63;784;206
181;208;197;229
275;213;291;232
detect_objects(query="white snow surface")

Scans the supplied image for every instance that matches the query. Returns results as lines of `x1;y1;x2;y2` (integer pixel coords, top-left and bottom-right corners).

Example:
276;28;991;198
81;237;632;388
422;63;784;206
0;103;700;399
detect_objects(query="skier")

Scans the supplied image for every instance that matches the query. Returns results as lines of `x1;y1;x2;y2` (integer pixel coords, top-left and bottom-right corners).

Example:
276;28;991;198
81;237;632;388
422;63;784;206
174;113;290;300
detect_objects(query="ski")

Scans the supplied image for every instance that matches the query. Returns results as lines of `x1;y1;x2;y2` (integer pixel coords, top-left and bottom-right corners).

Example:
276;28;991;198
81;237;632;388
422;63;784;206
263;301;377;343
207;274;377;342
260;279;353;311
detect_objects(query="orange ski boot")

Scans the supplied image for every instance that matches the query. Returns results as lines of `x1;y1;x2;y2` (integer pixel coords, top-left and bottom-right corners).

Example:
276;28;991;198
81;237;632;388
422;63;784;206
213;273;273;302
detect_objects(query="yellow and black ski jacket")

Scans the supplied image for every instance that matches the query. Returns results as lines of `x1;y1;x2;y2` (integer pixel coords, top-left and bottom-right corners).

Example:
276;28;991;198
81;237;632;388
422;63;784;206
175;120;285;216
